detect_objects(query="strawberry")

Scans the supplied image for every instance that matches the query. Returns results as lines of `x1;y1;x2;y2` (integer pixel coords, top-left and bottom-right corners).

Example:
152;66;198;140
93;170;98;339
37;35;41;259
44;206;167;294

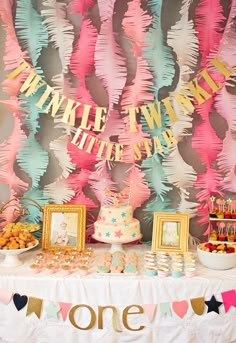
226;247;235;253
205;243;214;249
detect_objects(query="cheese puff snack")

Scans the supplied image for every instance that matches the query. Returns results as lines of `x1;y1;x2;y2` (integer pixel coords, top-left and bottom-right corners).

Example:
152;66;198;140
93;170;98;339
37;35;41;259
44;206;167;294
0;228;37;250
4;222;40;233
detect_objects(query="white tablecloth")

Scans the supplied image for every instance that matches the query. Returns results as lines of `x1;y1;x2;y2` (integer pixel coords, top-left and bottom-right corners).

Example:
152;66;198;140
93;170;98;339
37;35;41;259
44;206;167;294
0;244;235;343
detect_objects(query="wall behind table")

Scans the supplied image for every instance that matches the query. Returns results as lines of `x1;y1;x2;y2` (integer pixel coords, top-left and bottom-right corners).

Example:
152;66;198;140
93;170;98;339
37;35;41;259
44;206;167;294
0;1;235;242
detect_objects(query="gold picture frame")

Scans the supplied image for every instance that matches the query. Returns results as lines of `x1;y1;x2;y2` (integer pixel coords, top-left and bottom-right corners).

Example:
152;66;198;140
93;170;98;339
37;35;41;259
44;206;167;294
42;204;86;251
152;212;189;253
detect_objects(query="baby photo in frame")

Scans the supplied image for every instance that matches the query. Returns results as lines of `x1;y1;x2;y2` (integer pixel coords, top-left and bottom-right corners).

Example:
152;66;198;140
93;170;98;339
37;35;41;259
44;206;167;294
42;204;86;251
151;212;189;253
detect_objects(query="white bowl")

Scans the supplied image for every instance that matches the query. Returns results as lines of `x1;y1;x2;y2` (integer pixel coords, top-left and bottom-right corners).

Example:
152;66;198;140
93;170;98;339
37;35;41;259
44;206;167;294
197;244;236;270
0;240;39;267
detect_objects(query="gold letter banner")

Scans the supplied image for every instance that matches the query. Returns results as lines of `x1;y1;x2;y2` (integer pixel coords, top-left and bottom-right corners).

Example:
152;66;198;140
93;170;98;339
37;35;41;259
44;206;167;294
69;304;96;330
6;58;232;133
5;57;233;161
71;128;176;161
122;305;145;331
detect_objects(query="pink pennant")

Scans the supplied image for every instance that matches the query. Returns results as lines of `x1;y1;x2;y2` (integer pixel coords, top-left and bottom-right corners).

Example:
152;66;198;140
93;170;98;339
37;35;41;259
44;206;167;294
221;290;236;313
0;288;13;305
59;302;72;321
143;304;157;323
172;300;188;318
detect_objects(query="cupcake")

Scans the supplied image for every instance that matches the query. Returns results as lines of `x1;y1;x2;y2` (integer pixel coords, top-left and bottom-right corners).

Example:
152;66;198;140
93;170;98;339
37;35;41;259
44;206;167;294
171;269;182;278
227;232;235;242
145;267;157;276
158;267;169;277
231;211;236;219
209;208;218;218
224;211;231;219
218;232;226;241
217;212;224;219
209;230;218;241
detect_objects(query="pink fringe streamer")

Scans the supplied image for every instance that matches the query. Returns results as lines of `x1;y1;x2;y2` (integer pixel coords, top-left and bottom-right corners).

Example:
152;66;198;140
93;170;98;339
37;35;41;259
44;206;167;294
66;1;100;241
0;0;29;228
192;0;226;233
118;0;153;208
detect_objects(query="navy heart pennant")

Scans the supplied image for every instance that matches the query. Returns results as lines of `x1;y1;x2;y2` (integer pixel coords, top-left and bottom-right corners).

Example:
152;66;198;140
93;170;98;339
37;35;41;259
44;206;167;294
13;293;28;311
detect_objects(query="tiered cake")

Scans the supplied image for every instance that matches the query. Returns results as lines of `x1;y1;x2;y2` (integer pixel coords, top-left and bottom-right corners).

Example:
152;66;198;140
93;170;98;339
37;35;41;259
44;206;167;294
93;204;142;243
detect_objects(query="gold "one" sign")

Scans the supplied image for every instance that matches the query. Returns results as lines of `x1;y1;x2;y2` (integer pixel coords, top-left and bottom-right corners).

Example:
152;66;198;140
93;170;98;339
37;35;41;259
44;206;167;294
69;304;145;332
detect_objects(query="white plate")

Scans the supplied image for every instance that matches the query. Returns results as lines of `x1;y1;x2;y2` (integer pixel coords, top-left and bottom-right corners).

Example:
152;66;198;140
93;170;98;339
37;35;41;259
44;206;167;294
0;240;39;267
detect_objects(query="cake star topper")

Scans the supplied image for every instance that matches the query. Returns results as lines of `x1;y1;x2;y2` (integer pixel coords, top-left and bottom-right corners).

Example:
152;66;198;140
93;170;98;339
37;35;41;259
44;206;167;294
112;196;119;208
209;195;216;210
104;187;120;207
227;198;232;211
104;186;131;208
210;195;216;202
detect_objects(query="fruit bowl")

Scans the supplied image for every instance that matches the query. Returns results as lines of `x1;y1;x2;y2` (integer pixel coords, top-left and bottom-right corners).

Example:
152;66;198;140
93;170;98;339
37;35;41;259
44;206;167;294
197;242;236;270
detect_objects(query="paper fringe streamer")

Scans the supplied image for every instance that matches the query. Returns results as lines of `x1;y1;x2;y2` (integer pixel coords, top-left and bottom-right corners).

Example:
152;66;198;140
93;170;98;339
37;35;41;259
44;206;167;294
191;0;226;229
68;0;95;17
42;0;74;74
14;1;51;220
50;136;75;179
0;0;25;69
0;0;28;219
17;133;49;189
214;2;236;193
41;1;76;204
15;0;48;66
164;0;198;217
44;178;75;203
140;1;176;217
66;0;99;234
119;1;153;210
95;0;127;109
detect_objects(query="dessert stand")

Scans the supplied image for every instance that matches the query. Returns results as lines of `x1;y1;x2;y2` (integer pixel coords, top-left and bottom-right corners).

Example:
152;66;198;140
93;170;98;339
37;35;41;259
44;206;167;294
0;240;39;267
92;234;142;252
92;187;142;252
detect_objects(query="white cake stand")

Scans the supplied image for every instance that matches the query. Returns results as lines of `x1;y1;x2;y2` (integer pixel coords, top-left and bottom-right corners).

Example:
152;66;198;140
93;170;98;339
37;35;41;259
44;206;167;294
0;240;39;267
92;234;142;252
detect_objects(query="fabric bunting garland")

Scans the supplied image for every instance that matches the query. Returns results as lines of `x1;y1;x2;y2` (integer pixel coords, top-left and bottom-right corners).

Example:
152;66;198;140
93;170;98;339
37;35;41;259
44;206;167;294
0;287;235;326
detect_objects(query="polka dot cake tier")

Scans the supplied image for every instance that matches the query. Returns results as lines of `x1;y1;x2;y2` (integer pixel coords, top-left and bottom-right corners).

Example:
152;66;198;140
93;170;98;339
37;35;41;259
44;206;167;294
100;205;133;224
93;205;142;251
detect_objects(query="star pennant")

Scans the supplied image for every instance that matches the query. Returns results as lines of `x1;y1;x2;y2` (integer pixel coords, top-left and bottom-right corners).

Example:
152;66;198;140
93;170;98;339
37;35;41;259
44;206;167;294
205;296;222;314
45;302;60;319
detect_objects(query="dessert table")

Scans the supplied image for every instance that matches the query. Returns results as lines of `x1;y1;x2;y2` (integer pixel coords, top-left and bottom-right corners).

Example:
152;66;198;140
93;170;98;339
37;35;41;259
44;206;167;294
0;243;235;343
